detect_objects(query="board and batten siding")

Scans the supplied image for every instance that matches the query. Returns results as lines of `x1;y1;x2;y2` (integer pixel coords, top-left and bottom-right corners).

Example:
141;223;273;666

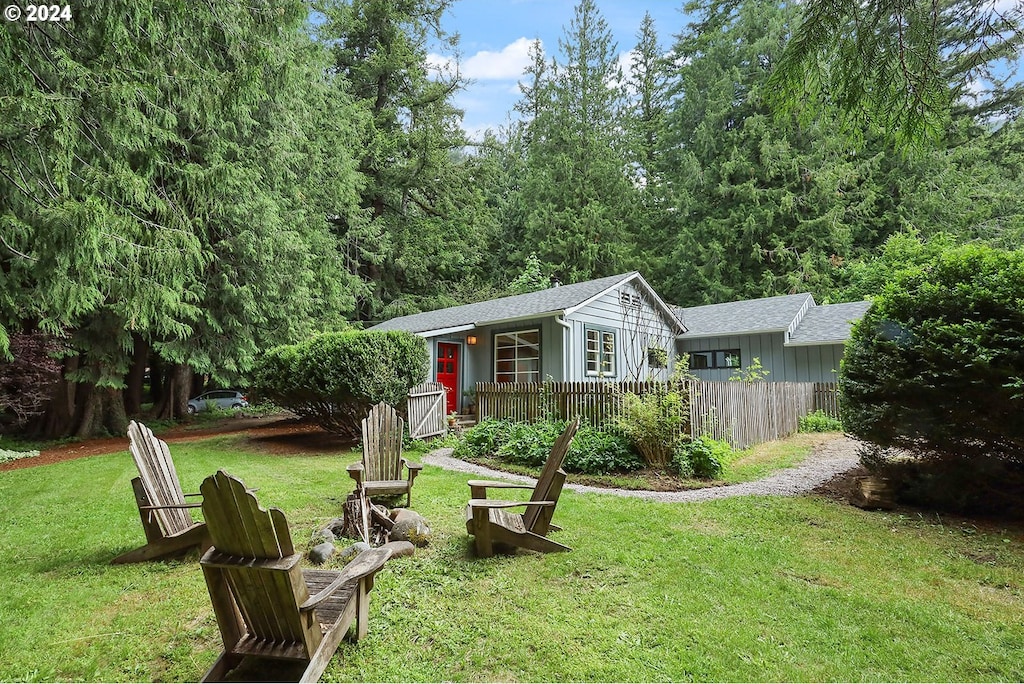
677;333;845;384
564;282;676;382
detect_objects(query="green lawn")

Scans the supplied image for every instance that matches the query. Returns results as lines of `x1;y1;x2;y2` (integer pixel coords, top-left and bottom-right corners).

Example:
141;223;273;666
1;432;1022;682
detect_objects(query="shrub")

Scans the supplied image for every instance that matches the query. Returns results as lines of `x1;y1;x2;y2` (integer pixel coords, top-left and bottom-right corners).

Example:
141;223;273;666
496;421;568;467
840;243;1024;515
453;419;644;475
453;418;512;460
798;410;843;433
0;332;62;431
671;436;729;479
0;447;39;465
611;385;689;467
565;427;643;474
253;330;428;437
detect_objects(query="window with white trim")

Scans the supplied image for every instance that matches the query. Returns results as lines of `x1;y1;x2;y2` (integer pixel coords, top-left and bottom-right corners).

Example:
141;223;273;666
494;329;540;383
585;327;616;377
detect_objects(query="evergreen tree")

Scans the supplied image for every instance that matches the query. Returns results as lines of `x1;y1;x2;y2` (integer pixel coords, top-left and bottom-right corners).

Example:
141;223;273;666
768;0;1023;146
517;0;636;283
318;0;494;320
0;2;363;435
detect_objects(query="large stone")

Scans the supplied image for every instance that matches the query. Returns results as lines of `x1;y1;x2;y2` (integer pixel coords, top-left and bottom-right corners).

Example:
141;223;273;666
326;517;347;538
337;541;372;563
308;542;335;565
316;527;336;544
380;540;416;558
390;513;431;547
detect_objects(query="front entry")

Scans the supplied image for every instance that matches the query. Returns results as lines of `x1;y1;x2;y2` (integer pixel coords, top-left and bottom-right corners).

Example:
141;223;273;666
435;342;460;414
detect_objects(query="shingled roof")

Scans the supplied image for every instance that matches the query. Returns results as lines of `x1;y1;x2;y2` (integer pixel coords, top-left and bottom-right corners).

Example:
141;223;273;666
674;293;871;344
786;300;873;345
369;272;682;336
674;293;814;338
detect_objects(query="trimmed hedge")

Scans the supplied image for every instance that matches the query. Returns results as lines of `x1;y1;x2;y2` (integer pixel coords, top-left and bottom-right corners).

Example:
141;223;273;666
253;330;428;437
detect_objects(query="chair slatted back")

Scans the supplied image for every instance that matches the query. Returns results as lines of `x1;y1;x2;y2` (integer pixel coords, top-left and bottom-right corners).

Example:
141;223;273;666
522;417;580;531
362;402;404;481
200;471;312;649
128;420;194;535
201;470;293;558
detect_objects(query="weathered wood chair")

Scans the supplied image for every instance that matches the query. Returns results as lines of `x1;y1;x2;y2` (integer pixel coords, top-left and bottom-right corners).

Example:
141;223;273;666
111;420;210;564
199;470;392;683
347;402;422;507
465;417;580;558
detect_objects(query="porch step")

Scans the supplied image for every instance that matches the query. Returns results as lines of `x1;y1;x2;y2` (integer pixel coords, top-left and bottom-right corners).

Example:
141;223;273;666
452;414;477;428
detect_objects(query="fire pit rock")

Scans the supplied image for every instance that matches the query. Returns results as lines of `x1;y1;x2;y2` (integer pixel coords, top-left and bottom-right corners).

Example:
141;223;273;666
389;509;431;547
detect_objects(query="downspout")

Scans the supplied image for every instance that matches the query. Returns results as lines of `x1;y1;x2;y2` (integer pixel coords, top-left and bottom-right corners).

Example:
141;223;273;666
555;314;571;381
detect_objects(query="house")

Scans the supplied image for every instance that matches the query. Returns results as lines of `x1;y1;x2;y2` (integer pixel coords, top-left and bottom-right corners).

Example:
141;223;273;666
675;295;872;383
369;273;872;412
368;272;685;413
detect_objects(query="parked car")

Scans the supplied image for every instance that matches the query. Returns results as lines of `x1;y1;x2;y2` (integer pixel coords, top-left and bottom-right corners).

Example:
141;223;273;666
187;390;249;414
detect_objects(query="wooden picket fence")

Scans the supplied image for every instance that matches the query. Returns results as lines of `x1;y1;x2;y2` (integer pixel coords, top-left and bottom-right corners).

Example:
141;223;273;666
476;380;839;450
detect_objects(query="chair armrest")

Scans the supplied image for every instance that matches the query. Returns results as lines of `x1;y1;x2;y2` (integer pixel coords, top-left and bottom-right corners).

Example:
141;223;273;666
183;492;203;498
467;499;555;509
403;458;423;472
300;547;393;610
466;480;532;490
346;462;364;485
467;479;533;499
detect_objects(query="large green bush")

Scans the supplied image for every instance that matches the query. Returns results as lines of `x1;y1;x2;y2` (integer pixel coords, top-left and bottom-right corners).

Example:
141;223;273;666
253;330;428;437
840;244;1024;514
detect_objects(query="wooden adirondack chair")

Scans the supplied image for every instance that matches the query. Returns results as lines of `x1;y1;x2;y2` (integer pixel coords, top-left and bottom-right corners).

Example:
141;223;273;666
347;402;422;507
111;420;210;564
465;417;580;558
199;470;392;683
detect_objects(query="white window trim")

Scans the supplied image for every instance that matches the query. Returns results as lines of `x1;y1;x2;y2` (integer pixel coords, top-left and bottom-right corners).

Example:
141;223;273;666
584;326;617;378
493;328;541;383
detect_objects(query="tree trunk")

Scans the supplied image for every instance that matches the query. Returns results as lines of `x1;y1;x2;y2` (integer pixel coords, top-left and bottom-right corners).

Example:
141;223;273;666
155;363;191;420
103;386;129;436
124;334;149;416
149;354;163;404
38;356;80;439
75;385;101;439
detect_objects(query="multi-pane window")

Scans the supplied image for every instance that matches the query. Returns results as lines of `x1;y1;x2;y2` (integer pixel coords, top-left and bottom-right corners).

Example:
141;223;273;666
494;329;540;383
585;328;616;377
689;349;741;370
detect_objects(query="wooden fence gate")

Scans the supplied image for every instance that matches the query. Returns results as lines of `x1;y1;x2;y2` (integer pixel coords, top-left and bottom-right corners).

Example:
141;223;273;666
407;381;447;439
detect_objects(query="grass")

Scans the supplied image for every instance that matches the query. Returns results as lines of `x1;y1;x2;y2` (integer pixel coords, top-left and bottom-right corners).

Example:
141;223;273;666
1;432;1023;682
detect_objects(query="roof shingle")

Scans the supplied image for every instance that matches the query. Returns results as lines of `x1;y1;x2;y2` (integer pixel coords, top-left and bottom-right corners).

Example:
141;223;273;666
674;293;813;338
787;300;873;345
368;272;637;335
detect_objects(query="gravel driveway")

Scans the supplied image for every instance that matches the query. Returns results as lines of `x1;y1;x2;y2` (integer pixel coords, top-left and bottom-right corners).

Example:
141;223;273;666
421;435;862;503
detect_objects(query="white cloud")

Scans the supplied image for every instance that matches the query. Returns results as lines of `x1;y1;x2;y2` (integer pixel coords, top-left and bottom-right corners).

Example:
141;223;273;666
428;38;537;82
463;37;540;81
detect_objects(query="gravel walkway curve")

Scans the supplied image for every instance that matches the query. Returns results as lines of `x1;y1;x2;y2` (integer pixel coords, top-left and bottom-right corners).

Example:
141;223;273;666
421;435;862;503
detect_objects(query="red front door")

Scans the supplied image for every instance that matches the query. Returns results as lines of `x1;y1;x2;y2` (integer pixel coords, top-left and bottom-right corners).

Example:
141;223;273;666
436;342;460;414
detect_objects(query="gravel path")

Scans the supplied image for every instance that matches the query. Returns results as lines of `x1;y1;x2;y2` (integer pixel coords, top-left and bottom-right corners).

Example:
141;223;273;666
421;435;862;503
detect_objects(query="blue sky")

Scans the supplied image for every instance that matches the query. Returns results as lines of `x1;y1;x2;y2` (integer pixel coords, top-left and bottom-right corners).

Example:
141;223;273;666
431;0;1022;140
433;1;693;140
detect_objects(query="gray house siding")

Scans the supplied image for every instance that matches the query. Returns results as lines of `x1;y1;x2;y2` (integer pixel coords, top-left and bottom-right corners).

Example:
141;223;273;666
565;283;676;382
677;334;844;384
431;316;566;410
